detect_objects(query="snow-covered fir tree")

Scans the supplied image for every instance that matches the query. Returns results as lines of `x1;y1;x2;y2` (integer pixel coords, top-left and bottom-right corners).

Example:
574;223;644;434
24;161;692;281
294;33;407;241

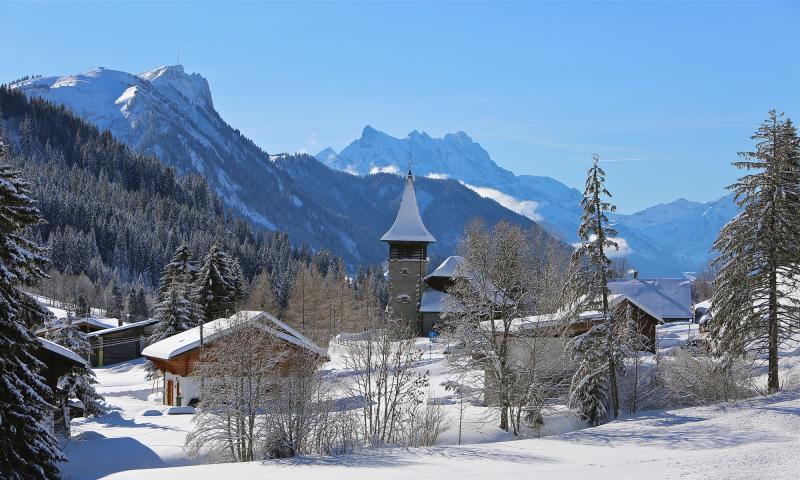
563;154;622;423
146;244;203;378
0;145;66;479
711;110;800;394
107;277;124;320
196;245;243;323
46;313;105;417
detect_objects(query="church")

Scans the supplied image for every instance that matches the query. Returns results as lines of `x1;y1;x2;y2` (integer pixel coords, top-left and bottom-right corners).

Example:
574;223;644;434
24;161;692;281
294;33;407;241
381;170;458;335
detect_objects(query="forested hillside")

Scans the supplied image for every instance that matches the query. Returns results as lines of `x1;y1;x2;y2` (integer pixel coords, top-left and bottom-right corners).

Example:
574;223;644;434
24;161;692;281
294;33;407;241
0;86;283;289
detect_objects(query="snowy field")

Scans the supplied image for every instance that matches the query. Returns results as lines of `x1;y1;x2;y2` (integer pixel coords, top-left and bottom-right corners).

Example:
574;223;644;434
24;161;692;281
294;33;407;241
60;322;800;479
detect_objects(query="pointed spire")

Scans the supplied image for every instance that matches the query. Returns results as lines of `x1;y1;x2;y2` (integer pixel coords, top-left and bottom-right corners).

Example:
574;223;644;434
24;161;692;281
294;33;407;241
381;172;436;243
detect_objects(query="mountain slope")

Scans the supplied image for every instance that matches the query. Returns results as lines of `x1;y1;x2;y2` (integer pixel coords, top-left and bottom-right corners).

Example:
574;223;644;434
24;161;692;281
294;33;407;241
11;66;547;267
615;194;738;270
320;127;737;275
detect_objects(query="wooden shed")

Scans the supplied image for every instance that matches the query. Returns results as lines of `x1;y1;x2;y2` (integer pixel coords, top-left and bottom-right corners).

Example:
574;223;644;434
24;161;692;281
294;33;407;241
34;338;87;437
86;319;158;367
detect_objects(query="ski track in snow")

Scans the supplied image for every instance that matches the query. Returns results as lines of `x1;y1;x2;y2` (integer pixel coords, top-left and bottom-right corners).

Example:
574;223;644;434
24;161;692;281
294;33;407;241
60;323;800;480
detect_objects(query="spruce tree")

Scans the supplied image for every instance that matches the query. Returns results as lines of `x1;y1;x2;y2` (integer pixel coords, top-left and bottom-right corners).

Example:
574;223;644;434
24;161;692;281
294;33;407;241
107;278;124;320
0;151;66;479
711;110;800;394
196;245;241;323
563;154;622;423
148;245;202;348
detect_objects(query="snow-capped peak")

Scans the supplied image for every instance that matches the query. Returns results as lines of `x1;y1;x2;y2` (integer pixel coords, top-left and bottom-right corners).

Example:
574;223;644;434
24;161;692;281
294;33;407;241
137;65;214;109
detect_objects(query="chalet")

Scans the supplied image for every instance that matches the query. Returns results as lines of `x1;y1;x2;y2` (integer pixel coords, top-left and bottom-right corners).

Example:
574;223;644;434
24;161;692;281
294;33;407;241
34;338;87;437
608;277;693;323
86;318;158;367
142;310;328;407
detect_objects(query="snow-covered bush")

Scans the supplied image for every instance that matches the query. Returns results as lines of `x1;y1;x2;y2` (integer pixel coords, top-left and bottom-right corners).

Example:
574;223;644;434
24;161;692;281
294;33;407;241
402;398;449;447
657;350;755;406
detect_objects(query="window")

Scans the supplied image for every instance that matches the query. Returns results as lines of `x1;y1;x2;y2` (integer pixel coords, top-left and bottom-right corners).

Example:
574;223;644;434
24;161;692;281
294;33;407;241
398;294;411;304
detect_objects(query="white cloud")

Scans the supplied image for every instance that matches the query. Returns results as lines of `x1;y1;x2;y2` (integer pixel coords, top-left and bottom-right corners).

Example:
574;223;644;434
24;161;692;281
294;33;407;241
462;183;543;222
426;172;450;180
572;235;633;258
369;164;400;175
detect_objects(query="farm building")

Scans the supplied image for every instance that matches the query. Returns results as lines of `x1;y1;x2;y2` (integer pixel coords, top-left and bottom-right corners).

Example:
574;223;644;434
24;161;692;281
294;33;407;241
142;310;328;407
34;338;88;437
86;318;158;367
481;293;665;405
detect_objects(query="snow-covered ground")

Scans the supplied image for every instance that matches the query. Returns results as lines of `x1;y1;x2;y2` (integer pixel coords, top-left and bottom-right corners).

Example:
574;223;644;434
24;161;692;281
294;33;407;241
60;322;800;479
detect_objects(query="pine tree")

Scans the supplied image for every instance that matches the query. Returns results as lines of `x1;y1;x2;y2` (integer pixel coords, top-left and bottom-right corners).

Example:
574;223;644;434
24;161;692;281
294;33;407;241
146;245;203;378
108;278;124;320
0;151;66;479
196;245;240;323
136;288;149;320
563;154;622;423
711;110;800;394
155;243;198;302
126;289;138;322
47;314;105;417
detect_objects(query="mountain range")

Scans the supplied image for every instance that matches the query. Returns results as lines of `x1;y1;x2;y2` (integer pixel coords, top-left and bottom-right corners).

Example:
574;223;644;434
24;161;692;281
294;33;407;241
11;65;737;276
10;66;542;268
319;127;738;276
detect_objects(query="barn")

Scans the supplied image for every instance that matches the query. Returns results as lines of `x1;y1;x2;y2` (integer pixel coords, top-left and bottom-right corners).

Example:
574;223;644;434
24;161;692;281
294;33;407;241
86;318;158;367
142;310;328;407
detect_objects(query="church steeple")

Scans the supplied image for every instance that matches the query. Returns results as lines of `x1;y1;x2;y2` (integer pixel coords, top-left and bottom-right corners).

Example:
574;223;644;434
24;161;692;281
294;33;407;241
382;171;435;333
381;172;436;244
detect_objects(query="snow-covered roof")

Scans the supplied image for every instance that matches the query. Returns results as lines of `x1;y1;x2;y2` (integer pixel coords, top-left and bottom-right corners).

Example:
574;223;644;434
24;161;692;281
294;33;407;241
38;337;88;367
426;256;464;280
608;278;692;320
479;293;665;335
142;311;328;361
420;288;461;313
381;173;436;243
86;318;158;337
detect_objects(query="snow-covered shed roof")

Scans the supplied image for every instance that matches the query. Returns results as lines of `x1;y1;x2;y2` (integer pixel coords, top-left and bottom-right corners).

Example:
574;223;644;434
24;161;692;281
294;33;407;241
38;337;88;367
425;256;464;281
86;318;157;338
142;310;328;361
381;173;436;244
608;278;692;320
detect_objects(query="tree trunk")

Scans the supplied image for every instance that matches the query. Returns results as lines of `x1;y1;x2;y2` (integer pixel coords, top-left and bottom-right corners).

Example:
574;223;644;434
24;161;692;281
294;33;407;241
768;268;780;394
500;404;509;431
608;357;619;419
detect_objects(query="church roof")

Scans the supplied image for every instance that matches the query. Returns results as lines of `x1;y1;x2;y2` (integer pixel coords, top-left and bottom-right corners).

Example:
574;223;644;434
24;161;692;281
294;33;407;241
425;256;464;280
381;173;436;243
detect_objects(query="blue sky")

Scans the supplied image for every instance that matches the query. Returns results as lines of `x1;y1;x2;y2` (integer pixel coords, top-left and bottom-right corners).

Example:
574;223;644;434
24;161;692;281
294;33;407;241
3;0;798;213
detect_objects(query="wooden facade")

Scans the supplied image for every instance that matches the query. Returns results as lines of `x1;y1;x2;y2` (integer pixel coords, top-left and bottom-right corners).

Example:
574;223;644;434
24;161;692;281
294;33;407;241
87;320;157;367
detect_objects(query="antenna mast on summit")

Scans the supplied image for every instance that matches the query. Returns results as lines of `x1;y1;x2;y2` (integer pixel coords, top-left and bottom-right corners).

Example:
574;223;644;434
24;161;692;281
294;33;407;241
408;143;413;176
177;48;181;65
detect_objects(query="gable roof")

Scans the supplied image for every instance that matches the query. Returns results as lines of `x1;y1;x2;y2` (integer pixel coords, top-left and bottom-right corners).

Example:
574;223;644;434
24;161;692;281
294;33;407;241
141;310;328;361
425;256;464;281
86;318;157;338
38;337;88;367
608;278;692;319
381;173;436;243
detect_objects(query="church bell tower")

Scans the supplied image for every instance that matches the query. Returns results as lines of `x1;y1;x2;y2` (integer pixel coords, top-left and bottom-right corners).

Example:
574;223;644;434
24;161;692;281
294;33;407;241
381;170;436;333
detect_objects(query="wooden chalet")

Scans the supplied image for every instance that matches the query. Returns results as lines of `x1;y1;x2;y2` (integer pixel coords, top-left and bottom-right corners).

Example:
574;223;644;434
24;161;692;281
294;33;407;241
142;310;329;407
86;318;158;367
